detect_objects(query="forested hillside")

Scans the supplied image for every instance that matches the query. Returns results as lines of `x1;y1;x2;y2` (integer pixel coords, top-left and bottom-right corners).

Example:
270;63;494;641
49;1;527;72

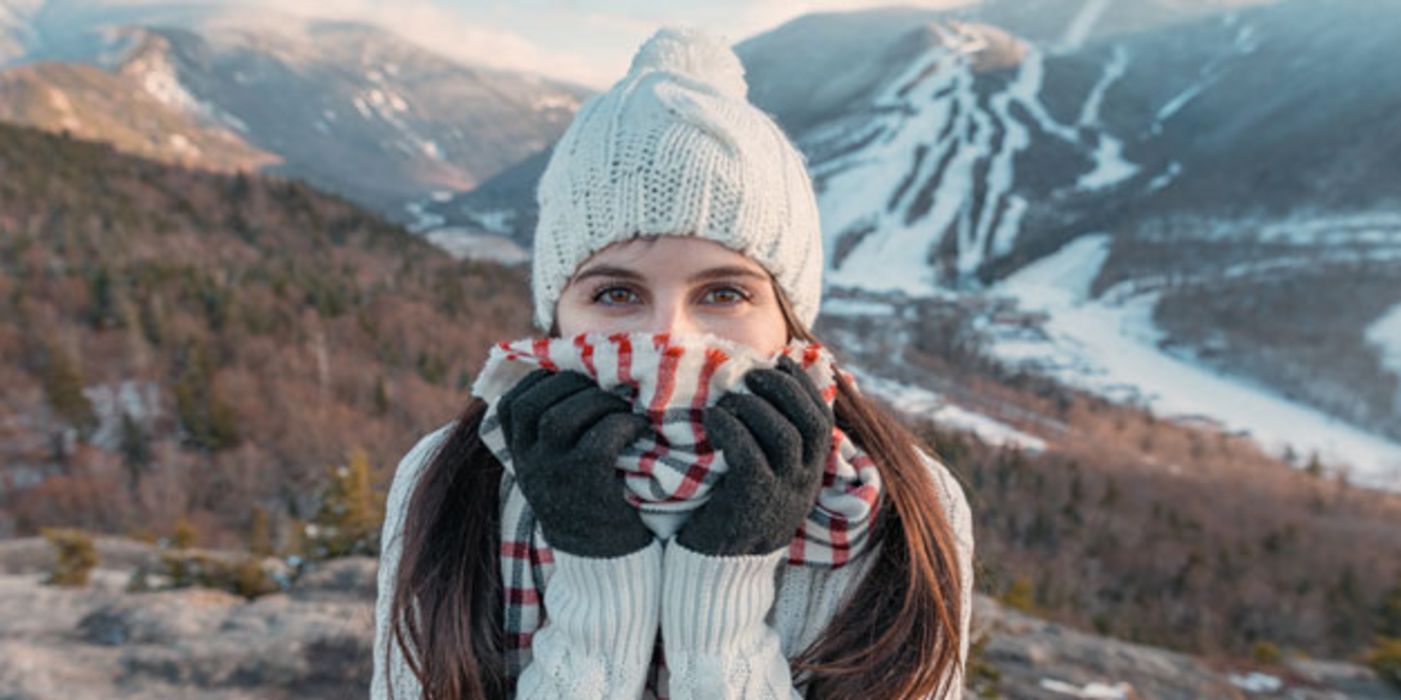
0;122;533;548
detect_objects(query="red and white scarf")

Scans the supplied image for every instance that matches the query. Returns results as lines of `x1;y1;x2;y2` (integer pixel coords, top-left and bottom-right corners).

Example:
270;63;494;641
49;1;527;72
470;330;885;696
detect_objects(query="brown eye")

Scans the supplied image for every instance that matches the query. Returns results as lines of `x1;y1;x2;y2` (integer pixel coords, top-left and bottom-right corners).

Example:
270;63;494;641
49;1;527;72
592;286;638;305
704;286;750;305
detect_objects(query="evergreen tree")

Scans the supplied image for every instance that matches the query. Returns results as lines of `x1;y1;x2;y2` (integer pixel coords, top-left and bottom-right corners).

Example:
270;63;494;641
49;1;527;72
42;528;98;587
118;411;151;488
39;342;97;438
1379;575;1401;637
307;447;385;558
174;339;240;451
248;505;273;558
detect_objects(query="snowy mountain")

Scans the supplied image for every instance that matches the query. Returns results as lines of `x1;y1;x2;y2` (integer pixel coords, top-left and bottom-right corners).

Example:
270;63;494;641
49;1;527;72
1;0;1396;486
0;0;230;67
0;2;592;220
0;39;278;173
433;0;1401;486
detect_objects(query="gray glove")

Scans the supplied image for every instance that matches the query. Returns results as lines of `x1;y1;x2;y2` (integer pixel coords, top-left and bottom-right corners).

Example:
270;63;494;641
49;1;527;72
496;368;655;558
677;355;835;556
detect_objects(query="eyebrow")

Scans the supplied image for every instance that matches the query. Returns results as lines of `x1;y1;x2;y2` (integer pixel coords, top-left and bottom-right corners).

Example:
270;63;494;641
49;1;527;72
572;264;768;284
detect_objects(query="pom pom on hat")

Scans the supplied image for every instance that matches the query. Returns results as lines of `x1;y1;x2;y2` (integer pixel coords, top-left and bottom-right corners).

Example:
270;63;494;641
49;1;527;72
627;26;748;100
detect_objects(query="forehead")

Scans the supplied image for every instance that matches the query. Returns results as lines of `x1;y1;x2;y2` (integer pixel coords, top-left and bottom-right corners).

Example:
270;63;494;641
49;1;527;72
579;236;765;275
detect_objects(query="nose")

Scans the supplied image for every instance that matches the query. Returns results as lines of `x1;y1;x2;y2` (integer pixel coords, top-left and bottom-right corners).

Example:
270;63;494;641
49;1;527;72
652;294;702;336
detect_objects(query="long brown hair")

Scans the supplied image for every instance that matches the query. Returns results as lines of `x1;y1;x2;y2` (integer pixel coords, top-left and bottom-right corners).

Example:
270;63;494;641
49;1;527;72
386;275;965;699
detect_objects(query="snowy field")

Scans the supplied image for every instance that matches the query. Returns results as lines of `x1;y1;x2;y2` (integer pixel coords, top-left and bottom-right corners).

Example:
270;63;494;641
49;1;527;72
981;233;1401;492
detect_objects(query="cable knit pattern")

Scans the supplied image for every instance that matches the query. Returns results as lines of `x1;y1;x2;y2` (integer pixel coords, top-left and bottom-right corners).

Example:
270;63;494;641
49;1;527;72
515;541;663;697
660;543;804;699
372;422;974;699
529;26;825;332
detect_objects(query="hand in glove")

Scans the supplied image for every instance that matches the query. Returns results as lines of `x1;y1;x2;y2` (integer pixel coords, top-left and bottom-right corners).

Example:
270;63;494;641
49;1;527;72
496;368;654;558
676;355;835;557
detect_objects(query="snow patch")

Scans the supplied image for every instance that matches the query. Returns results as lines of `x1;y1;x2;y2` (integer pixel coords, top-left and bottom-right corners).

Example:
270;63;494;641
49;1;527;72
1227;671;1282;693
421;228;530;265
1366;301;1401;380
46;87;81;131
468;208;517;236
1146;162;1182;192
168;133;201;156
1038;678;1133;699
135;50;205;114
1155;81;1210;125
1234;24;1261;54
1011;50;1079;143
1076;134;1139;190
1256;212;1401;246
218;111;248;134
82;380;162;453
1078;44;1128;128
352;96;371;118
1058;0;1114;52
820;298;899;317
845;367;1047;452
130;48;247;134
986;234;1401;491
404;200;445;233
534;92;581;111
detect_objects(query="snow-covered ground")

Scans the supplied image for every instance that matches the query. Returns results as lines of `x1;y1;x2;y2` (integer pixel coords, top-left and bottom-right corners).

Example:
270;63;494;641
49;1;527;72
421;227;529;265
982;233;1401;491
1365;300;1401;380
844;365;1047;453
810;21;1142;295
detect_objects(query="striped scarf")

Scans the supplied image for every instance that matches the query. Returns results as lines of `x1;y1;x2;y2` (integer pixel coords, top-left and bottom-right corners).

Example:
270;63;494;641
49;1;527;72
469;330;885;697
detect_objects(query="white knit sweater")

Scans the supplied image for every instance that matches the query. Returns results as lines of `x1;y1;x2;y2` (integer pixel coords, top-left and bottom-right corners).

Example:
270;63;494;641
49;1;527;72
372;421;974;699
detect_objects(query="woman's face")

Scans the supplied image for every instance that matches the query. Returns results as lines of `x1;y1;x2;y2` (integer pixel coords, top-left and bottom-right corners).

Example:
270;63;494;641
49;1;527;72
555;236;789;356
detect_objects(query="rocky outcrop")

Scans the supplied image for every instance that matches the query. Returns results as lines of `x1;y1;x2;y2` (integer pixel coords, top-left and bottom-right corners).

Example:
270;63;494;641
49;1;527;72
0;537;1394;699
973;597;1400;700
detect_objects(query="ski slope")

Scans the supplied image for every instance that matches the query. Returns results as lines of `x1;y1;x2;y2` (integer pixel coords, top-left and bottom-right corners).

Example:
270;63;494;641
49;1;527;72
985;234;1401;491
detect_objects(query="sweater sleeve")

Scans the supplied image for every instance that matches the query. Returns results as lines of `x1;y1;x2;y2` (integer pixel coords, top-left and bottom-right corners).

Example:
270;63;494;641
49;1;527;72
514;539;664;698
659;540;804;700
658;447;976;700
373;423;666;700
372;423;454;700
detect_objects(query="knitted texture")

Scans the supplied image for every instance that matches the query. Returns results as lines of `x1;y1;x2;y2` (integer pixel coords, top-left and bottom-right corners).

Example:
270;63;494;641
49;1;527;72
530;25;825;332
468;330;885;695
370;421;976;700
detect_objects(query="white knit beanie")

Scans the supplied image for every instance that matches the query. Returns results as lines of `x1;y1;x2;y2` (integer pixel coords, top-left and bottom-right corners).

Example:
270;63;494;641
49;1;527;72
530;25;825;333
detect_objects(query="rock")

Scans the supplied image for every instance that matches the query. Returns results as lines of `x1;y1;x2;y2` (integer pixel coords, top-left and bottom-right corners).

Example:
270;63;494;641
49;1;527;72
969;595;1400;700
0;537;376;699
77;588;242;646
288;556;377;599
0;536;165;576
1;535;1395;699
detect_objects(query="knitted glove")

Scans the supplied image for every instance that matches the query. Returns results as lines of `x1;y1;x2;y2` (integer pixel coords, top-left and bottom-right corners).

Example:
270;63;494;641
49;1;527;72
497;368;655;558
676;355;835;556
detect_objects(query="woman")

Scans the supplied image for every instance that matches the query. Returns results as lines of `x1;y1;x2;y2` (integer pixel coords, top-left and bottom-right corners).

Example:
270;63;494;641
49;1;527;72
373;26;973;700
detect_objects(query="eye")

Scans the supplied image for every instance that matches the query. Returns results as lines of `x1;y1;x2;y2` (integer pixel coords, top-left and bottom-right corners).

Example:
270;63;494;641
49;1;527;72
702;285;751;305
591;284;639;305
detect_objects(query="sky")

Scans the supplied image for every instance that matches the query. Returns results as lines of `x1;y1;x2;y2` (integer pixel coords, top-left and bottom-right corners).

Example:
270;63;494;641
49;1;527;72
258;0;976;89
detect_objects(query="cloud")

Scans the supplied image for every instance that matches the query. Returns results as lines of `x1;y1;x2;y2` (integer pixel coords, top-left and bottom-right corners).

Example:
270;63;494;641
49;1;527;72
735;0;977;39
250;0;613;88
240;0;981;90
